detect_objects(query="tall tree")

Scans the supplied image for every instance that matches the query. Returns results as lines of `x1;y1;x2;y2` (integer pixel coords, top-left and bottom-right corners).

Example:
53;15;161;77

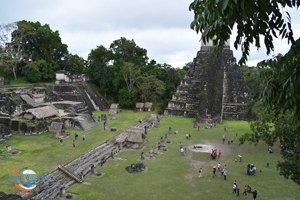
189;0;300;183
109;37;148;66
135;76;165;102
0;21;30;80
120;62;141;93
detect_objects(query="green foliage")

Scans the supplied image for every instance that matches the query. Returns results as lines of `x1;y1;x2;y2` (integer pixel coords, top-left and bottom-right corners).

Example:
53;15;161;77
118;88;136;108
135;75;165;102
23;61;42;82
189;0;299;65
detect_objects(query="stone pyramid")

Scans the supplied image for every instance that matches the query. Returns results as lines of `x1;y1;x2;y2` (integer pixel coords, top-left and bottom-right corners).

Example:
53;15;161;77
164;40;253;124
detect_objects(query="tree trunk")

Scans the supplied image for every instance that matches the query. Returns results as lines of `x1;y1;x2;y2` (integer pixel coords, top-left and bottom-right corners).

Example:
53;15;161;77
12;66;17;81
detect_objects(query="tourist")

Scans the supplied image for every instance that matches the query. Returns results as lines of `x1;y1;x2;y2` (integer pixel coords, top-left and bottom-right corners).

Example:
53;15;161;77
222;135;225;144
226;126;229;131
214;122;216;127
213;166;216;177
253;190;258;200
268;148;274;153
232;183;237;193
224;164;227;170
231;138;233;144
224;126;226;131
236;132;238;138
180;142;182;149
83;135;85;141
247;185;252;193
181;147;184;155
218;163;221;171
199;167;203;178
73;140;75;147
239;155;242;162
247;164;250;175
189;134;191;140
184;148;187;156
237;188;240;196
50;98;52;104
186;133;188;139
224;170;227;180
211;149;213;159
60;139;63;146
218;150;221;158
198;126;200;131
243;185;247;196
210;124;212;128
221;168;224;176
234;180;237;187
228;138;230;145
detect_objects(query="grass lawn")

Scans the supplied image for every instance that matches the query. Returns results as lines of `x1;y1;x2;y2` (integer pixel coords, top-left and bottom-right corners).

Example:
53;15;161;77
0;110;153;194
59;117;299;200
1;113;299;199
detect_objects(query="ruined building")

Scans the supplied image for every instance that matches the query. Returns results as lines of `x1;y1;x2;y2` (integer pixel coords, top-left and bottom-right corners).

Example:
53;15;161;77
164;39;253;124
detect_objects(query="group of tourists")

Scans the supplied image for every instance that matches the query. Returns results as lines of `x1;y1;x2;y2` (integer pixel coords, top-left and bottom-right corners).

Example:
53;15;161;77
211;149;221;160
205;114;212;119
179;142;187;156
247;164;257;175
185;133;191;140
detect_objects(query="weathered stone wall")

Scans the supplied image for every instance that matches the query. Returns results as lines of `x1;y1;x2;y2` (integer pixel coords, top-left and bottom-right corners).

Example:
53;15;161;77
164;44;252;123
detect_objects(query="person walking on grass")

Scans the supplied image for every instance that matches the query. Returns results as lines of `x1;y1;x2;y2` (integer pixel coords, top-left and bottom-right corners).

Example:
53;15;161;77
184;148;187;156
83;135;85;141
218;150;221;158
218;163;221;172
236;132;238;138
199;168;203;178
213;166;216;177
221;168;224;176
189;134;191;140
243;185;247;196
60;139;63;146
73;140;75;147
232;183;237;193
237;188;240;196
228;137;230;145
253;190;258;200
186;133;188;139
224;170;227;180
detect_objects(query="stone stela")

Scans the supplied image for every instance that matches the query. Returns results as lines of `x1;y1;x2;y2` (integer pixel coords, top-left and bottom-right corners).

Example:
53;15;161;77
104;121;108;131
6;145;11;153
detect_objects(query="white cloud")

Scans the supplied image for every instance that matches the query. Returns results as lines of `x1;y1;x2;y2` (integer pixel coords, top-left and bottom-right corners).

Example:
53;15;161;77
1;0;299;68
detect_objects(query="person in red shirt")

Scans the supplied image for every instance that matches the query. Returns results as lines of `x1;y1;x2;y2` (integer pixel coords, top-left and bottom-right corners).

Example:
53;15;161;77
189;134;191;140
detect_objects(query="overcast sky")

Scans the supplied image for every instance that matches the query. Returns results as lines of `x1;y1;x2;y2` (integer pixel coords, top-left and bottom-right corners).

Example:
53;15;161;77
1;0;299;68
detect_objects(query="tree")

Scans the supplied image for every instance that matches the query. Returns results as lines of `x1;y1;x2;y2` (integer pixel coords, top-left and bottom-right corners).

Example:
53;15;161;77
135;76;165;102
120;62;141;93
63;53;85;73
0;21;29;81
189;0;300;183
109;37;148;66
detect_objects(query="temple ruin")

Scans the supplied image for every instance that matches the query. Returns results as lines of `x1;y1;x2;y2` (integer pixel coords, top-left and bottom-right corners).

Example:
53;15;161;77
164;39;253;123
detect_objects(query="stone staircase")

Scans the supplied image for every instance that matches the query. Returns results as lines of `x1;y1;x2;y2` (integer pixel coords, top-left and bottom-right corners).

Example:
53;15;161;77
82;82;110;111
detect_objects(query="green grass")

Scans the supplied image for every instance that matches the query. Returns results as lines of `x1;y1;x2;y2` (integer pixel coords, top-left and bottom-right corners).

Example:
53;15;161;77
1;114;299;199
0;110;153;194
61;117;299;200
